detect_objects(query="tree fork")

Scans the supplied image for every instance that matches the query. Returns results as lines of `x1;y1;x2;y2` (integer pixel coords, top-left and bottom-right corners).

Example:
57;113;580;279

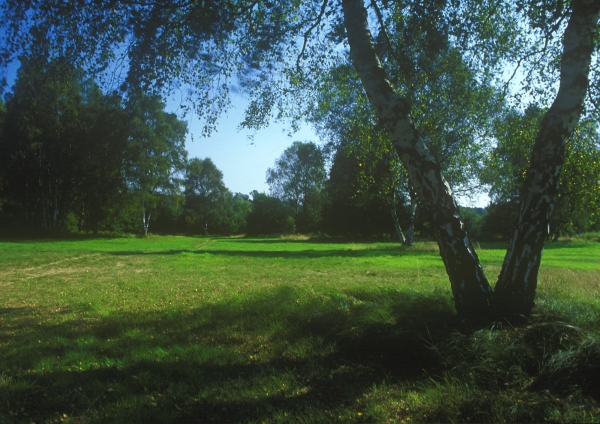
341;0;493;316
494;0;600;316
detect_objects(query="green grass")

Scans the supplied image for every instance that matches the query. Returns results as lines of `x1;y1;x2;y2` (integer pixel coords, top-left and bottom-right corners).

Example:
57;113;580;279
0;236;599;423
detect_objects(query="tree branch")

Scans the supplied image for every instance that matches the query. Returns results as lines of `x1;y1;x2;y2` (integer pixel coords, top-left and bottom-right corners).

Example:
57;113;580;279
369;0;403;66
296;0;329;70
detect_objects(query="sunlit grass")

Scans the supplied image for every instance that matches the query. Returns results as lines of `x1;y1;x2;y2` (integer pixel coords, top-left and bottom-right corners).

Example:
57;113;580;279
0;236;599;423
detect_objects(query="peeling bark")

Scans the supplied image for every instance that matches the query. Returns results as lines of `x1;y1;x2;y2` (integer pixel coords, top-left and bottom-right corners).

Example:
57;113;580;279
342;0;493;315
494;0;600;316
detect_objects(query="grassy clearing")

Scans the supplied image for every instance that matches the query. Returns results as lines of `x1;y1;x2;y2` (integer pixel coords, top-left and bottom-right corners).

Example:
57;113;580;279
0;236;599;423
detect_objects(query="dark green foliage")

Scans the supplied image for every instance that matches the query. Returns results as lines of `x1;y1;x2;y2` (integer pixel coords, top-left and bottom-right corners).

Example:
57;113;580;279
124;92;187;235
71;86;130;234
0;57;130;234
550;121;600;238
481;202;519;241
459;207;485;242
482;106;600;240
182;157;229;235
0;58;191;236
195;191;253;236
322;148;399;238
266;141;326;233
246;191;295;236
146;193;185;235
1;57;85;232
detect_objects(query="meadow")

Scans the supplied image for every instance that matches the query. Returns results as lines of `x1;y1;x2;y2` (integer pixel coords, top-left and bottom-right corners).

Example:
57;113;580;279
0;235;599;423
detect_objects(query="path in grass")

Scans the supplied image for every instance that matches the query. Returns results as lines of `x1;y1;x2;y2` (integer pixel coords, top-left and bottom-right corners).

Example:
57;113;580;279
0;236;599;423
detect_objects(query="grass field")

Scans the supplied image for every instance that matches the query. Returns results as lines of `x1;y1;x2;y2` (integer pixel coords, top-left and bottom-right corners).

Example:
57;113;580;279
1;236;599;423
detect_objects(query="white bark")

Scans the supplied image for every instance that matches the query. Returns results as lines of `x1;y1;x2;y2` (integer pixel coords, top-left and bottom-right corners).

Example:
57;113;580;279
495;0;600;315
341;0;493;315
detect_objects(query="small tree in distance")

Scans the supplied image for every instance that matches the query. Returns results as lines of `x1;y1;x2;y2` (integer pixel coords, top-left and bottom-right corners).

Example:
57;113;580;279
124;93;187;236
266;141;326;233
183;157;229;235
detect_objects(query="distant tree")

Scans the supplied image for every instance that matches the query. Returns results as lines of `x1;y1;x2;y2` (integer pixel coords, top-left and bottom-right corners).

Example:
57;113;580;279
554;123;600;236
459;207;485;243
72;84;130;234
309;53;498;245
323;145;403;239
1;57;91;232
482;106;600;239
0;98;6;214
246;191;294;236
183;157;229;235
147;192;185;235
227;193;253;235
482;106;544;206
266;141;326;233
125;92;187;235
479;106;543;240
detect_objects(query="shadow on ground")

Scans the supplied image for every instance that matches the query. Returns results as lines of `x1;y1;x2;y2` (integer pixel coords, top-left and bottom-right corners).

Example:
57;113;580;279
2;285;599;423
0;286;461;423
108;246;439;260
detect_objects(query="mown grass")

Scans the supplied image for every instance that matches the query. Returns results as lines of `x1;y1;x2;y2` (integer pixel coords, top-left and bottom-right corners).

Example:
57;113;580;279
0;236;599;423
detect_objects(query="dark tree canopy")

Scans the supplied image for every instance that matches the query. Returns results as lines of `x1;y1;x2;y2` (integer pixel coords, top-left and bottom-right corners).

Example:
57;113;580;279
124;92;188;235
266;141;327;233
183;157;229;235
0;57;131;233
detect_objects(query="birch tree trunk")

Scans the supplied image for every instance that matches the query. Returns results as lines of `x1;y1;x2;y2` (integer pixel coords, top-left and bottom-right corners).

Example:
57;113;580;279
494;0;600;316
341;0;493;316
390;191;406;245
142;199;151;235
404;193;418;248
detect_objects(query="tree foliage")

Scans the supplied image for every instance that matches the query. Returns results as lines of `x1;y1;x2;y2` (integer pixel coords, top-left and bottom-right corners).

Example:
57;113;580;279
124;92;187;235
0;58;191;236
183;157;230;235
0;57;130;233
246;191;295;236
483;106;600;239
266;141;326;233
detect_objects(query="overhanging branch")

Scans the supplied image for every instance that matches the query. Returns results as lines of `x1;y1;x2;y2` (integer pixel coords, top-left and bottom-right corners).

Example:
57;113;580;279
296;0;329;70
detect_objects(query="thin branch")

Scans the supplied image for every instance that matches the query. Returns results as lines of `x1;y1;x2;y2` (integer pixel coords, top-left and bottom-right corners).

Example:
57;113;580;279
501;39;548;99
296;0;329;70
369;0;403;66
587;90;600;113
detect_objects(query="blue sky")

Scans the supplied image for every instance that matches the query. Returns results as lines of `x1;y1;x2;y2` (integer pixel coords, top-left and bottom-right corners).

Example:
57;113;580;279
174;95;319;198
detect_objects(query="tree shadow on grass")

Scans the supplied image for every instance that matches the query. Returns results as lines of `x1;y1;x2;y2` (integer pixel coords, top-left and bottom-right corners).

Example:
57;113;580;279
0;286;462;423
3;285;598;423
108;246;438;260
0;307;31;315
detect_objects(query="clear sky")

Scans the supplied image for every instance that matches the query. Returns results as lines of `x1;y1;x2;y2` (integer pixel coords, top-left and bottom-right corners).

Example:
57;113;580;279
174;95;319;198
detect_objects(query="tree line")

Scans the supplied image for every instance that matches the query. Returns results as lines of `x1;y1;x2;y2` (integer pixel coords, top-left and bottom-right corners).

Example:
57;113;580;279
1;58;597;241
0;57;252;237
